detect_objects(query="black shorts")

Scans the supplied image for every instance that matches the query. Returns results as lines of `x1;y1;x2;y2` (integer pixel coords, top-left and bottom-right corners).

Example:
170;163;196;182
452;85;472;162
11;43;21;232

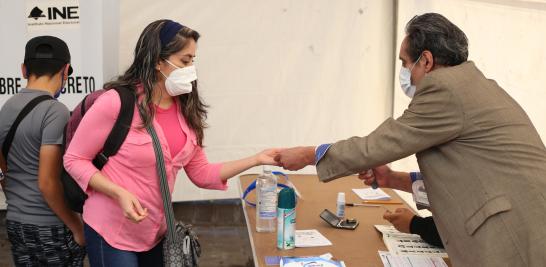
6;220;86;267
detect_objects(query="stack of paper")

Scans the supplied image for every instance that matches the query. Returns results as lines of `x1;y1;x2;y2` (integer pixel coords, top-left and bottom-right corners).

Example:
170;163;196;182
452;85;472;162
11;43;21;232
352;188;391;200
378;251;447;267
295;229;332;247
374;225;447;258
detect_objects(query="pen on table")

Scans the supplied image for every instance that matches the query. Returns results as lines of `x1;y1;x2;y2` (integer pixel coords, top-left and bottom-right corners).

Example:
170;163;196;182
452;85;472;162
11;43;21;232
362;200;403;205
346;203;380;207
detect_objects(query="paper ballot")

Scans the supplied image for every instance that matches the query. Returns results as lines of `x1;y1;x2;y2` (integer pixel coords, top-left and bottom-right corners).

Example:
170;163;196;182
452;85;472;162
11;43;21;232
374;225;447;257
378;251;448;267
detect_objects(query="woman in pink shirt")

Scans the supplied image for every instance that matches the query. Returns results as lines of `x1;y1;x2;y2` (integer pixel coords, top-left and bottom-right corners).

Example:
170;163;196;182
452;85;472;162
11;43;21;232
63;19;279;266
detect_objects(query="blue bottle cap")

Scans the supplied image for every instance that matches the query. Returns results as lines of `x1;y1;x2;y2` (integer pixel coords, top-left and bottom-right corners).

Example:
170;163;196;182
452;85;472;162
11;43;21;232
277;187;296;209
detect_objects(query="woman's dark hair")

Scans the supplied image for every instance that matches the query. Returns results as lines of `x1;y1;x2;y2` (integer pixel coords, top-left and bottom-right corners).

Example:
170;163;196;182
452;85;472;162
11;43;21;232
405;13;468;66
104;20;208;146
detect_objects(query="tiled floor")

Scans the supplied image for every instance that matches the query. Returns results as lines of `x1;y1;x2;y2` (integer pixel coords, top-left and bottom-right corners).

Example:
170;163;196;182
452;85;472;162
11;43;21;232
0;199;254;267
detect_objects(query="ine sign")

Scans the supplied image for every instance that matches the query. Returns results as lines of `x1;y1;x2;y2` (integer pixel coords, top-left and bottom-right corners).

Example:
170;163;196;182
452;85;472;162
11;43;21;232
0;0;121;111
26;0;81;31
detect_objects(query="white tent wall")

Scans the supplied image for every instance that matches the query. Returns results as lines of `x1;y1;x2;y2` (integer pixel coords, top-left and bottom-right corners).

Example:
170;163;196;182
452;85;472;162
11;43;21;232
391;0;546;215
119;0;396;201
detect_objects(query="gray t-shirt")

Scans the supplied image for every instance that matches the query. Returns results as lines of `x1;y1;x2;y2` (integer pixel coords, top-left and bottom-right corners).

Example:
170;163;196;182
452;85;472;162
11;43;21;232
0;88;69;225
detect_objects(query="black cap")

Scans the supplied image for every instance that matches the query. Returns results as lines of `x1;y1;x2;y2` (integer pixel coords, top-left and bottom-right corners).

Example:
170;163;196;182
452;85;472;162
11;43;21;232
24;35;73;75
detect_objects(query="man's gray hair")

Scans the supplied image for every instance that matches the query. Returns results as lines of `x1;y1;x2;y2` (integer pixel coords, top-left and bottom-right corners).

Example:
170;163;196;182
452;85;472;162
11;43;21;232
406;13;468;66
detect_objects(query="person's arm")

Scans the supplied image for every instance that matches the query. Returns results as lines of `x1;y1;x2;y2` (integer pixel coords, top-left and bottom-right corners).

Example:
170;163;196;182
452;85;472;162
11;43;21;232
410;216;444;248
0;153;6;189
219;149;280;182
63;90;147;223
358;165;413;192
63;90;120;192
184;146;280;190
38;145;84;246
86;171;148;223
315;76;464;182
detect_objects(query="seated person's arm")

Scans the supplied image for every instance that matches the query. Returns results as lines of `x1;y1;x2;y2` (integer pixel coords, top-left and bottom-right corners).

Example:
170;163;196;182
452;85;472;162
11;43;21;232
383;208;444;248
410;215;444;248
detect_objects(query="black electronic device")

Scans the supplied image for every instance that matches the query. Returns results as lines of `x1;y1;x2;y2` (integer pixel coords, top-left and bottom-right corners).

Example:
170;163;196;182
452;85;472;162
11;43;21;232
319;209;359;230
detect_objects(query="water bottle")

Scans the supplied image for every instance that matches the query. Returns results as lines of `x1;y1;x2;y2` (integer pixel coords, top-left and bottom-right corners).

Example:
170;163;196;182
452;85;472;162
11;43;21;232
277;187;296;250
256;166;277;232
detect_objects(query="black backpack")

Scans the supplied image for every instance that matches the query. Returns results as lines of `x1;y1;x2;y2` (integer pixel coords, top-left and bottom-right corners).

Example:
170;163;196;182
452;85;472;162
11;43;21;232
61;86;135;213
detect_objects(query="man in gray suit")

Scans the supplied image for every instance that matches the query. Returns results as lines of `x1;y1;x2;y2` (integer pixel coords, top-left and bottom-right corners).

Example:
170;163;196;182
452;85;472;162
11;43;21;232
276;13;546;266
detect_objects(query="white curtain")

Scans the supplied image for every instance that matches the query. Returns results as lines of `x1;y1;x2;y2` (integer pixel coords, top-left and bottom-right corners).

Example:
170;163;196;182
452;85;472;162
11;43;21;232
119;0;396;201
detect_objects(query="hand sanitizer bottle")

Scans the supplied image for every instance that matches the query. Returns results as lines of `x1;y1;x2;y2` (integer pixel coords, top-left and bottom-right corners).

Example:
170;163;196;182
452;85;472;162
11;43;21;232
277;187;296;250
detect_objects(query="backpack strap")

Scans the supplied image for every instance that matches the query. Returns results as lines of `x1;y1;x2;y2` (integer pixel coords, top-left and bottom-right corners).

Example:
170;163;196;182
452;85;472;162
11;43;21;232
2;95;53;159
92;87;136;169
80;94;89;116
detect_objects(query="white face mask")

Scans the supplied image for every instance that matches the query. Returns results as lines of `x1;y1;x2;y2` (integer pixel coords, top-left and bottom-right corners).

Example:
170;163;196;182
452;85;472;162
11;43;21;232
160;59;197;96
399;54;422;98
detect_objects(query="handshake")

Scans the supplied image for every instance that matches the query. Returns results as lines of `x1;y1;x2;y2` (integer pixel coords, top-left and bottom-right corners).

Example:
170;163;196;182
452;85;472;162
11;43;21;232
263;147;406;191
265;146;317;171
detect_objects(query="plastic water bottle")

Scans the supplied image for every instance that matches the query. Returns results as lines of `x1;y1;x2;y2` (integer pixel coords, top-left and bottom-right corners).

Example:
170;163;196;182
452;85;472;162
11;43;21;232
277;187;296;250
256;166;277;232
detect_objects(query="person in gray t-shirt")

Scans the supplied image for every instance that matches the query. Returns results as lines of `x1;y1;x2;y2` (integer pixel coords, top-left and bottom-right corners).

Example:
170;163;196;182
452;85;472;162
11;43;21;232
0;36;85;266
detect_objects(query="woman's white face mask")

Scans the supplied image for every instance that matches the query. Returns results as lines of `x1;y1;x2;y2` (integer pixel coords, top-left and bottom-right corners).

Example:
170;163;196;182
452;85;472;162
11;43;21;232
160;59;197;96
399;54;422;98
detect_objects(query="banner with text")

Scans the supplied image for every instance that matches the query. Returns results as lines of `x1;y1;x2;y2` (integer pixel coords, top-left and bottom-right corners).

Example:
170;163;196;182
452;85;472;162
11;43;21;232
0;0;118;110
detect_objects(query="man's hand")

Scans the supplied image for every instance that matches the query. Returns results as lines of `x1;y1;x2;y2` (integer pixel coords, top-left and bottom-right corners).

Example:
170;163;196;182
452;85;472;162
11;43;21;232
274;146;315;171
358;165;413;192
358;165;394;188
383;208;416;234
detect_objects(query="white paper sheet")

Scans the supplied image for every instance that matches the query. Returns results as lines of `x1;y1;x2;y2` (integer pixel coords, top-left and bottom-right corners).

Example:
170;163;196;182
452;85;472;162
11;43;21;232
295;229;332;247
378;251;448;267
374;225;448;257
352;188;391;200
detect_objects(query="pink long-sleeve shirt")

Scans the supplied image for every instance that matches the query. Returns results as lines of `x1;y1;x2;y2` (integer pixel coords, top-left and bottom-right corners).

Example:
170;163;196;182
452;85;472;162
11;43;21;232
63;88;226;251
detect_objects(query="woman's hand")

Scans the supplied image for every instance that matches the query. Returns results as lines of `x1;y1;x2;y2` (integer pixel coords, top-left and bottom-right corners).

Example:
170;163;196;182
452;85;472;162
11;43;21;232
115;189;148;223
255;148;283;166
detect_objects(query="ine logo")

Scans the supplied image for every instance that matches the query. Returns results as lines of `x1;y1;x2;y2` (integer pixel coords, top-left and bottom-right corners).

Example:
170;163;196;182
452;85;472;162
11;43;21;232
28;7;46;20
27;5;79;21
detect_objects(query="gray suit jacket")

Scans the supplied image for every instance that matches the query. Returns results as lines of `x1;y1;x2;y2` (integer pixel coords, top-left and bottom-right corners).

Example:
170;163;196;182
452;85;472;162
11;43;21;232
317;61;546;266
